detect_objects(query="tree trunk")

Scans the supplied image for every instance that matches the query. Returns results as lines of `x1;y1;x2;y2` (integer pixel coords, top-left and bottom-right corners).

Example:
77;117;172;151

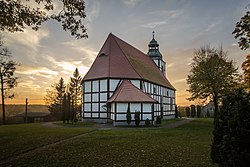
0;72;5;124
213;95;219;124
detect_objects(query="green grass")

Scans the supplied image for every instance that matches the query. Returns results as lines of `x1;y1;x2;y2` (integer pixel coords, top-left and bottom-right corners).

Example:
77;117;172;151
161;118;184;126
0;123;93;160
1;118;217;167
54;121;95;127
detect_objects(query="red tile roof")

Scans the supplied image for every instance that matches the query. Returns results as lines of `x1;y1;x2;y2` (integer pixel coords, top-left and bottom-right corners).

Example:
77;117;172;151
107;80;157;103
83;33;175;90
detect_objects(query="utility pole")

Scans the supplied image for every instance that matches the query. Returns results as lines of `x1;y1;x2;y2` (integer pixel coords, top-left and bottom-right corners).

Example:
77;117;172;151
25;98;28;123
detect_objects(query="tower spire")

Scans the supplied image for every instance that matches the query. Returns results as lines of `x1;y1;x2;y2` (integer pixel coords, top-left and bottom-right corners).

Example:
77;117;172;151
152;31;155;39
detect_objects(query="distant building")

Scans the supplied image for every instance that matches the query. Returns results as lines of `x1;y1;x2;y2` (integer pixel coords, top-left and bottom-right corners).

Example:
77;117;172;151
14;112;49;123
81;33;176;126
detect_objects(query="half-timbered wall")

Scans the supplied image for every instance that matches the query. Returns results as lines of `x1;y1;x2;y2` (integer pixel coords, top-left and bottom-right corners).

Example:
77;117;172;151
112;103;153;122
82;78;175;120
153;59;166;76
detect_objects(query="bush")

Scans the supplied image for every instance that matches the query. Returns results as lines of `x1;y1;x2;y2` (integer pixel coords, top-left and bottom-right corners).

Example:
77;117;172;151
211;88;250;166
156;116;161;124
145;118;150;126
134;112;140;126
186;107;190;117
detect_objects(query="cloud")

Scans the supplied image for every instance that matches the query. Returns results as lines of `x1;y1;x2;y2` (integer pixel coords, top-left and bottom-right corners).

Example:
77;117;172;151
85;0;101;22
16;65;58;79
46;55;90;75
123;0;141;7
172;78;187;84
140;21;167;29
148;10;183;19
4;27;49;62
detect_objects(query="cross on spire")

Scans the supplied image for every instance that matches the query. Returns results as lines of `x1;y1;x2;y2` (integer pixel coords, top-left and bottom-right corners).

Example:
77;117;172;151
152;31;155;39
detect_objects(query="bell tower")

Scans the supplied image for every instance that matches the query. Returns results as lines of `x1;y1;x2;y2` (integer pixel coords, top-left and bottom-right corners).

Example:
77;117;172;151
147;32;166;76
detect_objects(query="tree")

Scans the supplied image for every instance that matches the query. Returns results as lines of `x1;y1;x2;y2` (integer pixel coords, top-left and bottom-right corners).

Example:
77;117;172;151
0;0;87;39
0;36;18;124
242;54;250;89
196;105;201;118
211;88;250;166
44;77;66;120
185;107;190;117
232;10;250;50
126;103;131;126
190;105;196;117
68;68;82;121
187;46;238;121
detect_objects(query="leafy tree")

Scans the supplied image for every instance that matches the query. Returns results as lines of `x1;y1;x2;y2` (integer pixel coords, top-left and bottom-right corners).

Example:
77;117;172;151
196;105;201;118
0;36;18;124
242;54;250;89
211;88;250;166
0;0;87;39
68;68;82;121
190;104;196;117
126;104;131;125
185;107;190;117
44;77;66;120
187;46;238;121
232;10;250;50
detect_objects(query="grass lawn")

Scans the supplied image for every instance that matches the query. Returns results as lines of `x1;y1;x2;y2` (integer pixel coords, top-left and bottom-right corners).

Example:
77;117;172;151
0;123;93;160
1;118;217;167
54;121;95;127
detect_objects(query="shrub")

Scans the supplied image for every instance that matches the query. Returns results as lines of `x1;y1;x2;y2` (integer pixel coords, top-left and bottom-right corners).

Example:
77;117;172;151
211;88;250;166
156;116;161;124
134;112;140;126
126;105;131;126
145;118;150;126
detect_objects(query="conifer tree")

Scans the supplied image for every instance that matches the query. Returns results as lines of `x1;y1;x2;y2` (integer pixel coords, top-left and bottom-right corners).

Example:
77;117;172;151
68;68;82;121
45;77;66;120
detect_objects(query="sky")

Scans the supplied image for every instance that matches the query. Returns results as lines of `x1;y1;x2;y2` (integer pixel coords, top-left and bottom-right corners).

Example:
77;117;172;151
2;0;249;106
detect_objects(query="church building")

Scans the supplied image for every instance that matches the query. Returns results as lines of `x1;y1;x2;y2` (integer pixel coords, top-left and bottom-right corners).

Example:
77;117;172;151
82;33;176;126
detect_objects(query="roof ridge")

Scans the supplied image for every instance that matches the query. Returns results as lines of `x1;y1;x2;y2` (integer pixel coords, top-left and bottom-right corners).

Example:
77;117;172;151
111;34;143;79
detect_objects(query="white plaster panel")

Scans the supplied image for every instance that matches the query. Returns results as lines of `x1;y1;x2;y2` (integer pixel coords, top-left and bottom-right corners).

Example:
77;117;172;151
130;103;141;112
116;114;126;120
84;81;91;93
100;93;107;101
100;113;107;118
92;113;98;118
143;114;152;120
143;103;152;112
117;103;128;113
84;103;91;111
84;94;91;102
84;113;91;117
92;93;99;102
131;80;140;89
110;79;120;91
93;80;99;92
92;103;99;111
100;79;107;91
